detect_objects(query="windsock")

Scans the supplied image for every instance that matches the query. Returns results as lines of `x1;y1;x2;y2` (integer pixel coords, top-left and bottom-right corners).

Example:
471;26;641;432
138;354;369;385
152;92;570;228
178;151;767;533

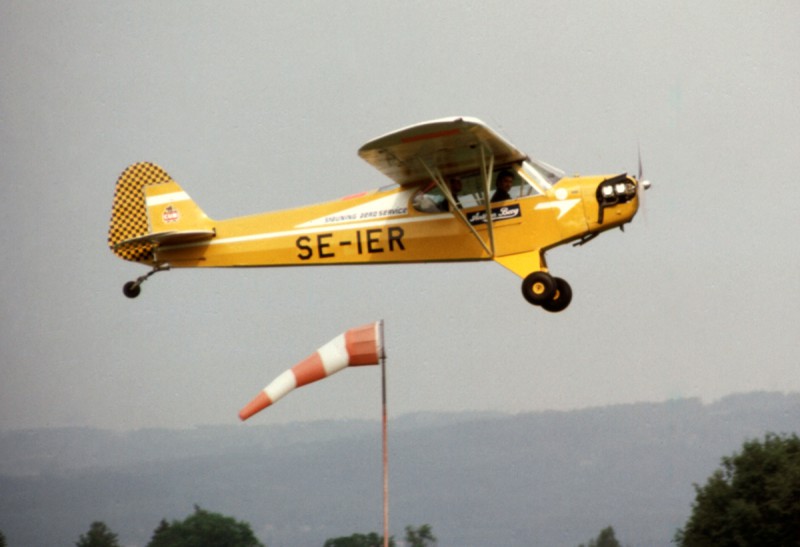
238;321;384;421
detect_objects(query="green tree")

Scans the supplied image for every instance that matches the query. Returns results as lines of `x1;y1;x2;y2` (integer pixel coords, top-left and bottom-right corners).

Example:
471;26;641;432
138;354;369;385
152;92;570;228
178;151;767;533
323;532;395;547
0;529;7;547
148;519;171;546
404;524;436;547
147;505;264;547
675;432;800;546
578;525;622;547
75;521;121;547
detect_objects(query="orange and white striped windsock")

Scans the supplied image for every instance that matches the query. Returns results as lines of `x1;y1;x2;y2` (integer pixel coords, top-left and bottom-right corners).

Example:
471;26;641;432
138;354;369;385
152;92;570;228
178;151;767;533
238;321;384;421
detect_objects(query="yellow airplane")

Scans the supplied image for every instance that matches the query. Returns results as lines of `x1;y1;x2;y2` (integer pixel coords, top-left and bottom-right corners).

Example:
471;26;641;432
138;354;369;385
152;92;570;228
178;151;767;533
108;117;650;312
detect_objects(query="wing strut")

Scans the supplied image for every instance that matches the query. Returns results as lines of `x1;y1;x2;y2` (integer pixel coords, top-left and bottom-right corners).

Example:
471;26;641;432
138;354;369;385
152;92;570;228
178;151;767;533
479;144;496;256
417;157;495;258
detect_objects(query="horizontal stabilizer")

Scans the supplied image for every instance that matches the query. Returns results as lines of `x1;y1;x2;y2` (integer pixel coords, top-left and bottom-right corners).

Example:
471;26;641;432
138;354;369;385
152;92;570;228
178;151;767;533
114;229;215;250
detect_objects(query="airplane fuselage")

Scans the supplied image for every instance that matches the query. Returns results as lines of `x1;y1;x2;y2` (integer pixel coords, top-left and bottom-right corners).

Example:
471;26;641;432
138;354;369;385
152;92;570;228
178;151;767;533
151;173;638;270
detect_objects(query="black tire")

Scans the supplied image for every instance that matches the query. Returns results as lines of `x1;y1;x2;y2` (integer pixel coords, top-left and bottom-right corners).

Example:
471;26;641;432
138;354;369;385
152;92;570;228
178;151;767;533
123;281;141;299
521;272;556;305
542;277;572;313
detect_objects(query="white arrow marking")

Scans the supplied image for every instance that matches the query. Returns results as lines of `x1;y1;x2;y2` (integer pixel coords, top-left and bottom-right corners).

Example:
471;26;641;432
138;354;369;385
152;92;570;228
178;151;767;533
534;199;580;219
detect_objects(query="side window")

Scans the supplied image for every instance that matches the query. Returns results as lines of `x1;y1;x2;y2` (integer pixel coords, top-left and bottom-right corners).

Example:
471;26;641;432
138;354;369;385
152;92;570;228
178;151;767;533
412;165;539;213
490;168;536;203
412;175;487;212
412;181;446;212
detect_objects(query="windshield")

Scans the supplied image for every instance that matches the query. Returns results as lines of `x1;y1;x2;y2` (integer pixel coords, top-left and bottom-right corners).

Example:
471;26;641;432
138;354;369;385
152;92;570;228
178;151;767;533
520;159;565;192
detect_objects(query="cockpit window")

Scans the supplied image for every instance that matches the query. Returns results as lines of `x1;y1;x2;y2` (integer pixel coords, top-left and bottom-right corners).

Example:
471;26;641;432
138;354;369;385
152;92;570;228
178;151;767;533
412;164;541;213
520;159;565;192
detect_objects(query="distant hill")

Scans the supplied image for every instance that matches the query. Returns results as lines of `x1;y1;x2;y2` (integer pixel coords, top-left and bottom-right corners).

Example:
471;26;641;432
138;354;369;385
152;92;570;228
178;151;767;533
1;392;798;547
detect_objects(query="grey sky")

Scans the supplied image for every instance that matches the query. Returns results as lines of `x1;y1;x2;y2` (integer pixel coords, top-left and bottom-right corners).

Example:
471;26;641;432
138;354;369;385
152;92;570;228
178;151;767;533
1;1;798;431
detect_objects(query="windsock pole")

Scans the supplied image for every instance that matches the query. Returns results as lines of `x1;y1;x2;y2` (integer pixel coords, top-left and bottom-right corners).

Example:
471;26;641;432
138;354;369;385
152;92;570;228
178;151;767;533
380;321;389;547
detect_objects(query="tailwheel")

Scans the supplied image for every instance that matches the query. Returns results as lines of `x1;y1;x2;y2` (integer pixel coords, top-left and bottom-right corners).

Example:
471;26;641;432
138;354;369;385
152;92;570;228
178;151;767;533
542;277;572;313
121;264;170;299
123;281;142;299
521;272;557;305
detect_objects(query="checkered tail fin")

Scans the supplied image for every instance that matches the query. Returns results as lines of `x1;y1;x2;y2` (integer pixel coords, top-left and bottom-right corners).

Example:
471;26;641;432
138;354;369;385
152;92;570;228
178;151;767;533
107;162;212;263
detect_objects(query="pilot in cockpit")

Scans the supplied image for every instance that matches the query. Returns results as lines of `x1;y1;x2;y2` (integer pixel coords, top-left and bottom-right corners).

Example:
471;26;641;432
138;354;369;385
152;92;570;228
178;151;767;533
491;170;515;202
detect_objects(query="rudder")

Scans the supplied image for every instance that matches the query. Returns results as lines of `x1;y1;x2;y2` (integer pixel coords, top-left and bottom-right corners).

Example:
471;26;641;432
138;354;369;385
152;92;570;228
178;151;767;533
107;163;211;263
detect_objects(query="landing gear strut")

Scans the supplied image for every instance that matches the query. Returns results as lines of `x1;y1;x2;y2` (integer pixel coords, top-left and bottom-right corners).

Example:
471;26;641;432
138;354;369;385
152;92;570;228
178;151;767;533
122;265;170;299
521;272;572;312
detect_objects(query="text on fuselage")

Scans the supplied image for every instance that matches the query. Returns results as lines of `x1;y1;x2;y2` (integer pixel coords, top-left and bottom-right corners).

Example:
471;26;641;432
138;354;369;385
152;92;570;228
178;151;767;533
296;227;405;260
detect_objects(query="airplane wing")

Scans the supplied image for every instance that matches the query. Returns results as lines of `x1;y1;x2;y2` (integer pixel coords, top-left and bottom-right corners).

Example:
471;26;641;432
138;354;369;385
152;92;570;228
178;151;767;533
358;117;527;186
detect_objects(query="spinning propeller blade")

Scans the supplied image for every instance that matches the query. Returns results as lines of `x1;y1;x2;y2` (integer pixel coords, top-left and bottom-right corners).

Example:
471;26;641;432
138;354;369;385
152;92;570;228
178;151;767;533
636;144;651;219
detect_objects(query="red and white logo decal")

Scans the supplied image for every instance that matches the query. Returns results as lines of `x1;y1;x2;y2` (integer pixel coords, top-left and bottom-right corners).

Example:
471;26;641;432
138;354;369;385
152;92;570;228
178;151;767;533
162;205;180;223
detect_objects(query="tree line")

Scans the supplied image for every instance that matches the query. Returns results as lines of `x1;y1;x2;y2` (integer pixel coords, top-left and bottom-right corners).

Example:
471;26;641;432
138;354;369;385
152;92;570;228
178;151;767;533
7;432;794;546
70;508;436;547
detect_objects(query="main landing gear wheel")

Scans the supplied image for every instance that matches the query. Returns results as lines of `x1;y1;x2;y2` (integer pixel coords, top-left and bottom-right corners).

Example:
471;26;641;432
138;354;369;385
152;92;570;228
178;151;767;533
521;272;573;312
541;277;572;313
521;272;557;305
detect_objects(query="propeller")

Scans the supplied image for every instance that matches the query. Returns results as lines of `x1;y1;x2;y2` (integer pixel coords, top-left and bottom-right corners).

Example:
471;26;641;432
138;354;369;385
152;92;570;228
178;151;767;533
636;144;651;219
